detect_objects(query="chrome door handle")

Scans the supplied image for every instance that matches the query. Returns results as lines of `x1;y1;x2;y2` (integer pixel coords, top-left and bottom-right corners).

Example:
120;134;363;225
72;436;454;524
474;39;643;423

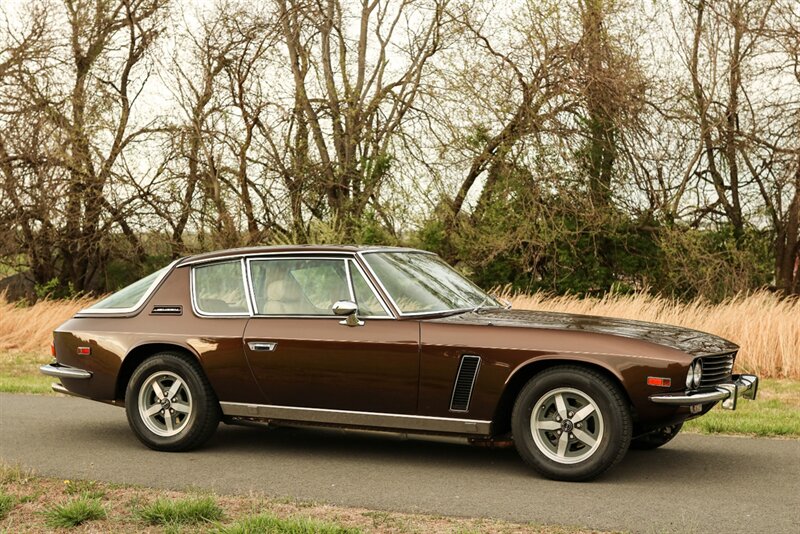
248;341;277;352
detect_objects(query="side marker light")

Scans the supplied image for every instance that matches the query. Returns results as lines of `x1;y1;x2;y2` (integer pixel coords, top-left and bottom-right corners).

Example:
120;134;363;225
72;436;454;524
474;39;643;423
647;376;671;387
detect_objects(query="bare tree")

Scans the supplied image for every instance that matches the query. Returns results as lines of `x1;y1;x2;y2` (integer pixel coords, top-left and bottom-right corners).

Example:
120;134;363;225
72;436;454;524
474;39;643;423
1;0;169;292
276;0;450;240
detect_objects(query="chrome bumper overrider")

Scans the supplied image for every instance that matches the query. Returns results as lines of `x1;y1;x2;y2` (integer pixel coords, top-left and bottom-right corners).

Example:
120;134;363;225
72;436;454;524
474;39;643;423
649;374;758;410
40;363;92;380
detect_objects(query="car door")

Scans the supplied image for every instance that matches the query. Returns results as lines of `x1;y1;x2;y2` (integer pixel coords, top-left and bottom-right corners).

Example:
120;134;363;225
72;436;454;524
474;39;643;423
242;256;420;414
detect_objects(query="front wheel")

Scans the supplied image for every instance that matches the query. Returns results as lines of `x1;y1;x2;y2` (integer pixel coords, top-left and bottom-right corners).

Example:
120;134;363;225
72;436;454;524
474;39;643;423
125;352;220;451
511;366;632;481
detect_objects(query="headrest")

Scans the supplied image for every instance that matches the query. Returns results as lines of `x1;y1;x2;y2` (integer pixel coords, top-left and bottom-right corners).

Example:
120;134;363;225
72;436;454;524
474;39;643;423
267;279;302;302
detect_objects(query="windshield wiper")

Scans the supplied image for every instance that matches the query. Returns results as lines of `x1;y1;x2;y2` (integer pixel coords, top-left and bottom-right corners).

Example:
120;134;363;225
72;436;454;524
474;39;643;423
471;297;492;313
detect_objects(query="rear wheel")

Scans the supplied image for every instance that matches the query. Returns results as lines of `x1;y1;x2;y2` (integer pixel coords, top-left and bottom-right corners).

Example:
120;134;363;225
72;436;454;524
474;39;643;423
511;366;632;481
630;423;683;450
125;352;220;451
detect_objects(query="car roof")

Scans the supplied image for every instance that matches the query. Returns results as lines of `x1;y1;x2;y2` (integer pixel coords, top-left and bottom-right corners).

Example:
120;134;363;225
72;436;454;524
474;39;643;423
176;245;428;266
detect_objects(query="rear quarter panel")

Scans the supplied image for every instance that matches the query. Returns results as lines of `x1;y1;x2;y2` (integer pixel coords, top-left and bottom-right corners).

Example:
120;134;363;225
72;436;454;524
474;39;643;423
53;266;261;404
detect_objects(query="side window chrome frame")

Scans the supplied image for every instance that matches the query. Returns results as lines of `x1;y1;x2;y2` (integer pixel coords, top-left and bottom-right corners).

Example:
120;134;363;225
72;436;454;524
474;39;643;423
347;259;392;318
190;258;252;318
244;255;394;319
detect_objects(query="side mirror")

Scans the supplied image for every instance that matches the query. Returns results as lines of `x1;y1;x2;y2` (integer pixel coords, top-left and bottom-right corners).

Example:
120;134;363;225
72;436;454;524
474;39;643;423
332;300;364;327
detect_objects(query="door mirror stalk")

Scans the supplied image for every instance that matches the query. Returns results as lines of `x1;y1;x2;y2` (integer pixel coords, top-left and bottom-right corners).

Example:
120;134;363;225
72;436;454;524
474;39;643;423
332;300;364;327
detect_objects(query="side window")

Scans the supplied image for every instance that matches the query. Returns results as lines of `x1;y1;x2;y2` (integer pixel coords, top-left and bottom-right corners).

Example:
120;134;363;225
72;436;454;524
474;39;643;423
193;261;249;314
349;261;389;317
250;258;351;315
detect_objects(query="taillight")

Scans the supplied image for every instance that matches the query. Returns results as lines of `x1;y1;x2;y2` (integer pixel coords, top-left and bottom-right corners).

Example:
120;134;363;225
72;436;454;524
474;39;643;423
51;341;56;358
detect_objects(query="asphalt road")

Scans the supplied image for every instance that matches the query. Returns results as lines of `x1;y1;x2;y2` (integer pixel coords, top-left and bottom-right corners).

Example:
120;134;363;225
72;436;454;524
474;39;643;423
1;393;798;533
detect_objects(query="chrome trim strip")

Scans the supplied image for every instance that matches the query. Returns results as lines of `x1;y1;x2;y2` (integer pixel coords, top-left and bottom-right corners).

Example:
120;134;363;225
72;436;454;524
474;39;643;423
449;355;482;413
40;363;92;379
650;374;759;411
344;259;356;301
219;402;492;435
348;259;392;317
244;254;258;316
359;248;437;257
357;250;403;316
181;249;360;267
190;260;252;318
241;258;255;316
77;259;180;316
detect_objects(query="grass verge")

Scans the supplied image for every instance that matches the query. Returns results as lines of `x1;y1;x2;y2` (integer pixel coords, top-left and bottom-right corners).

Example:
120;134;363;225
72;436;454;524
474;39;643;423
0;351;52;395
684;379;800;437
0;463;605;533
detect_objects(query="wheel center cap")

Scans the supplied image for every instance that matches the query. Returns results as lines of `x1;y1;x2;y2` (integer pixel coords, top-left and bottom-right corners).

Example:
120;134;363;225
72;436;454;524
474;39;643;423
562;419;574;432
161;398;171;408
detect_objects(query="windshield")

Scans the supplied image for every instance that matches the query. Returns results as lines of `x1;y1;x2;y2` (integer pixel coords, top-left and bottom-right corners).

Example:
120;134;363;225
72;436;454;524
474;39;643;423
362;251;500;314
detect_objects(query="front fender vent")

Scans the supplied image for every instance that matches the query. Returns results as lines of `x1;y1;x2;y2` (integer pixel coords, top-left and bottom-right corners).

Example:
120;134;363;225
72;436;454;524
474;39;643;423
450;355;481;412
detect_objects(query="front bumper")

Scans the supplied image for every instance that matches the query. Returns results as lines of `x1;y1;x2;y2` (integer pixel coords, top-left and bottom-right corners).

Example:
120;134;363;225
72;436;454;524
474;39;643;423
649;374;758;410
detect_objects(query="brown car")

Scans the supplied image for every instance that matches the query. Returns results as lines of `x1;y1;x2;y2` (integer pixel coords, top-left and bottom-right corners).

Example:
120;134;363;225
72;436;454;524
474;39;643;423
41;246;758;481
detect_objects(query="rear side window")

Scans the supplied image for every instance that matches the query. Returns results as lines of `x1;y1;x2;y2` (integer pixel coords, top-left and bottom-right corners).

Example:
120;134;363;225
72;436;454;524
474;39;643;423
88;265;170;311
193;261;249;315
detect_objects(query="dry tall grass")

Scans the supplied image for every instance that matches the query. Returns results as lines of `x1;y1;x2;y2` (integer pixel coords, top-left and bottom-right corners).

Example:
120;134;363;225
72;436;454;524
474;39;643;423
0;296;96;353
506;291;800;379
1;292;797;378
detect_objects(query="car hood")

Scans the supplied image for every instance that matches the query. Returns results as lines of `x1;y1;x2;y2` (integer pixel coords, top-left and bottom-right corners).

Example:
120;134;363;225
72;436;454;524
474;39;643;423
430;308;738;357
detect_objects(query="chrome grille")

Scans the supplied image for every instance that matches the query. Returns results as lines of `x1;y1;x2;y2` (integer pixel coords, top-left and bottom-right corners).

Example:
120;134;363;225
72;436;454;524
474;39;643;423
699;353;735;387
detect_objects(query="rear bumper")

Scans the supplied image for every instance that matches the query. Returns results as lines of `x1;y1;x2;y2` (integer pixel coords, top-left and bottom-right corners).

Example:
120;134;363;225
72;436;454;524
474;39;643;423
649;374;758;410
40;362;92;380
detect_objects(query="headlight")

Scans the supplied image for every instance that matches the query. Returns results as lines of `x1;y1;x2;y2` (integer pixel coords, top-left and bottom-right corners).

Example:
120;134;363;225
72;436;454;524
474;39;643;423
693;360;702;388
686;360;702;389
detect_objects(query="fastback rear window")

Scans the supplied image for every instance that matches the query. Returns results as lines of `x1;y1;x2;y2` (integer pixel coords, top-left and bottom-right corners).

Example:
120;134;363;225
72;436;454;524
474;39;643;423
87;265;170;311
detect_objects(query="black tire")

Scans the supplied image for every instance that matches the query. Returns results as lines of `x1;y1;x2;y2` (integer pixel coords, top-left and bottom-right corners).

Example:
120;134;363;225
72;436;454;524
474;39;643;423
511;365;632;481
630;423;683;450
125;351;220;451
